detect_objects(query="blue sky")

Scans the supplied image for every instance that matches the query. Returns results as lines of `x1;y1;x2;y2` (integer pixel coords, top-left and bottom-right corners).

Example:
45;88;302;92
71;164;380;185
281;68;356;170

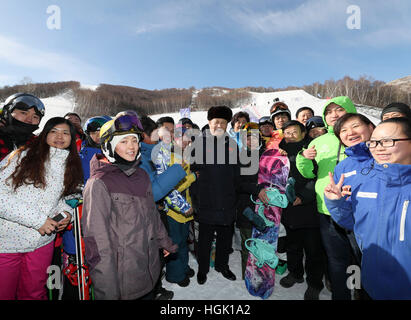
0;0;410;90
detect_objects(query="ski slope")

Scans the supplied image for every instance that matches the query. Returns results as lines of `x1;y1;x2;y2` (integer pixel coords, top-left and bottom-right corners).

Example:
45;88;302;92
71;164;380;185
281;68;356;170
34;88;381;132
150;89;381;128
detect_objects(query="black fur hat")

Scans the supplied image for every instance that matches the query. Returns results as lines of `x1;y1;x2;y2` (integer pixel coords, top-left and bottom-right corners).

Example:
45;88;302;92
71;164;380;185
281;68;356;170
207;105;233;122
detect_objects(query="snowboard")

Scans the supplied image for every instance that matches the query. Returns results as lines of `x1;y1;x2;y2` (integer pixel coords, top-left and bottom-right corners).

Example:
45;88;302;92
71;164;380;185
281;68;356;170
244;148;290;299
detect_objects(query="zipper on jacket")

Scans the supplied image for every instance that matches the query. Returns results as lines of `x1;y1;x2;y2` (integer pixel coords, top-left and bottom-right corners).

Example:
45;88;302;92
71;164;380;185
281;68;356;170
399;200;409;242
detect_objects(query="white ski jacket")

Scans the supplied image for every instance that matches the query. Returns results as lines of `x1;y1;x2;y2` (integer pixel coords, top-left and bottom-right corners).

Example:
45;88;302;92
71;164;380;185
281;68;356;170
0;147;73;253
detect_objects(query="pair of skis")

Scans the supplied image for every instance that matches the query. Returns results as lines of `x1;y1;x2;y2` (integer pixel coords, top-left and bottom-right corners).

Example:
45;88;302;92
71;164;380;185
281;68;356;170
65;198;92;300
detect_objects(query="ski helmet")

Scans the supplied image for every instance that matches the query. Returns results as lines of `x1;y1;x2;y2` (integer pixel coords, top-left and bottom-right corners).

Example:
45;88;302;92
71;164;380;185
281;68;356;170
258;116;273;127
1;92;45;121
269;101;291;123
100;114;143;162
83;116;110;134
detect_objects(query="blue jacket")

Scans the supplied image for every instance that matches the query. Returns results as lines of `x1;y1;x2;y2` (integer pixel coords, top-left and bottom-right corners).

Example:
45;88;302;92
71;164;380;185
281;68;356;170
63;141;102;255
325;161;411;299
79;142;102;185
139;141;187;202
332;142;374;228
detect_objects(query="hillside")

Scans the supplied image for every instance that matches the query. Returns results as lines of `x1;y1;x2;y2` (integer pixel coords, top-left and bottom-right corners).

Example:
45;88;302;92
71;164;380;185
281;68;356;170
385;76;411;92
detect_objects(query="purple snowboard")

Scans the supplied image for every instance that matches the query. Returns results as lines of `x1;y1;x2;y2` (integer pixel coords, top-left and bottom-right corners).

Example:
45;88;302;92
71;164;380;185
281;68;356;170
244;148;289;299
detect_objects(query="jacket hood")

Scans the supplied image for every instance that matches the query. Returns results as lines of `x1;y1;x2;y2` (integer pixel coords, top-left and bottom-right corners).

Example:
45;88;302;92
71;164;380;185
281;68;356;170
322;96;357;131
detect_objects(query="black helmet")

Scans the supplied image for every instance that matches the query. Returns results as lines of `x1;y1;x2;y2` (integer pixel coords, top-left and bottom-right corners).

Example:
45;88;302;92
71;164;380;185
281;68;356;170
305;116;325;131
1;93;45;121
258;116;273;126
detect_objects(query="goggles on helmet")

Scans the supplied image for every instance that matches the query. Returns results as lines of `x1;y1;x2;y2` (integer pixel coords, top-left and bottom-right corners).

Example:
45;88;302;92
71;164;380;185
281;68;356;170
4;93;45;117
270;102;289;115
100;115;143;144
84;116;109;133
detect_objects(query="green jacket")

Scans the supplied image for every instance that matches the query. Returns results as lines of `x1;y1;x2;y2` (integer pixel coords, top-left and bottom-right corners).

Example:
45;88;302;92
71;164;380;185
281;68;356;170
296;96;357;215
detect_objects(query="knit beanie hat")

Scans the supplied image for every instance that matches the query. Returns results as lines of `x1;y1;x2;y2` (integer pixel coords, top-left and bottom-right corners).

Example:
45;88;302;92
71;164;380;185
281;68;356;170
380;102;411;120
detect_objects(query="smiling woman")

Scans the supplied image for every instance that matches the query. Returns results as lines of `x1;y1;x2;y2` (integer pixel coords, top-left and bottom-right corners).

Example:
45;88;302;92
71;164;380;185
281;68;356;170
367;117;411;165
334;113;375;148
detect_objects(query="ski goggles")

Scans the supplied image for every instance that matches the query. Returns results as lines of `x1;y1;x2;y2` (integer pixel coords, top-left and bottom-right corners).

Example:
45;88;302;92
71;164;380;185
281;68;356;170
6;94;45;117
270;102;289;114
84;116;109;133
100;114;143;143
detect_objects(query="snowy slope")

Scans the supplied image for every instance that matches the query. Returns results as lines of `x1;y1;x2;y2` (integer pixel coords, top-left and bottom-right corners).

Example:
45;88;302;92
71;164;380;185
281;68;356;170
35;88;380;133
150;89;380;128
35;90;76;133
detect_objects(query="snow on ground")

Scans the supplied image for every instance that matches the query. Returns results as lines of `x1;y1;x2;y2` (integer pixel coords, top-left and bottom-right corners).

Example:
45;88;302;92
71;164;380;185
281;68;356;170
163;248;332;300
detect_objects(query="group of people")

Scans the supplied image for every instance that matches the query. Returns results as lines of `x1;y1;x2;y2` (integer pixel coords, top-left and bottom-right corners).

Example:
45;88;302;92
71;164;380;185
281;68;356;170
0;91;410;300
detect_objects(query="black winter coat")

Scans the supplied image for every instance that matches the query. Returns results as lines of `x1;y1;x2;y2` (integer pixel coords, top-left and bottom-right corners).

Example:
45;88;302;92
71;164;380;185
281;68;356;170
190;133;240;226
235;147;265;229
279;137;319;229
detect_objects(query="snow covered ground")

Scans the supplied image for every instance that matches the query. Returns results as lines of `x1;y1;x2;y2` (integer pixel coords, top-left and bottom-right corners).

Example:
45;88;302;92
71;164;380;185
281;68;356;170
163;248;332;300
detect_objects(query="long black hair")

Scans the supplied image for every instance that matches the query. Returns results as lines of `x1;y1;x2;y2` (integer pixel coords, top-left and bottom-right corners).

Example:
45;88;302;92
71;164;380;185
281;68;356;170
5;117;83;197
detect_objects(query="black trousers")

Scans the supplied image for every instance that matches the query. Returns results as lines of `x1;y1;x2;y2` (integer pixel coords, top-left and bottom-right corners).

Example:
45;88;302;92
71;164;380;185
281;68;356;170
319;214;352;300
197;222;233;275
284;226;325;290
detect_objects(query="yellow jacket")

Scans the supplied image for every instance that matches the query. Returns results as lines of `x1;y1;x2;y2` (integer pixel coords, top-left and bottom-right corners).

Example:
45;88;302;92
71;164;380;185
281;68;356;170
167;152;196;223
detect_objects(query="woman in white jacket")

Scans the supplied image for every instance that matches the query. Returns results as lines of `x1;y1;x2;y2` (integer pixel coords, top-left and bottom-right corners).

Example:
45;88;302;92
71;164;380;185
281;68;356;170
0;116;83;300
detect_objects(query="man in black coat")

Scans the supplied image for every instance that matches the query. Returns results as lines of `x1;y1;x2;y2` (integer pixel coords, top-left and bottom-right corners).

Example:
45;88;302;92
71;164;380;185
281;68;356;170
190;105;240;285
